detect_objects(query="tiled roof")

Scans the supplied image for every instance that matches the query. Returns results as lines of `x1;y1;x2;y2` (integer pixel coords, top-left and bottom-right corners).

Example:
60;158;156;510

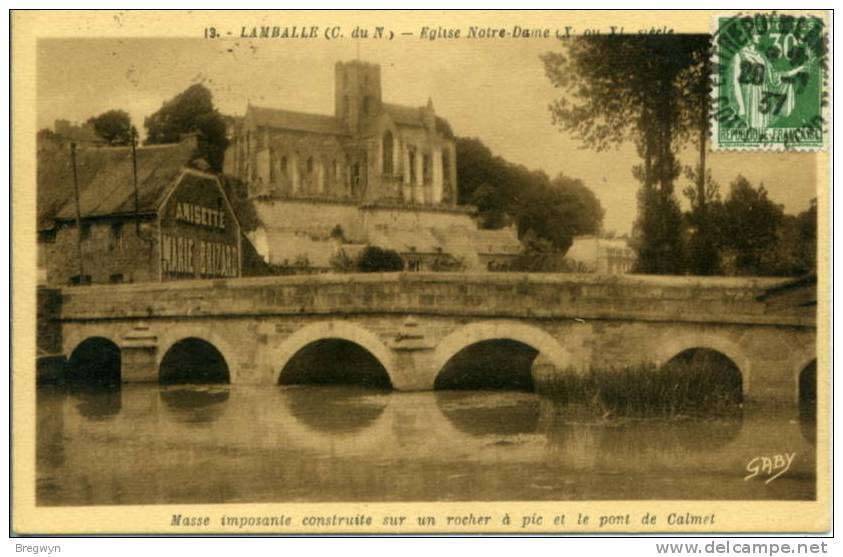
38;141;196;229
382;103;424;127
248;105;348;136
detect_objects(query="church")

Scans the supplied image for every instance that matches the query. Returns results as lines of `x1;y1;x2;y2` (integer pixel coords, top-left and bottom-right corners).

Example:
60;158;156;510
224;59;522;272
226;59;457;205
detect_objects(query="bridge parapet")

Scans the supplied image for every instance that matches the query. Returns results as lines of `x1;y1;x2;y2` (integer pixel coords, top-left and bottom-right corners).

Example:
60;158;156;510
57;272;814;328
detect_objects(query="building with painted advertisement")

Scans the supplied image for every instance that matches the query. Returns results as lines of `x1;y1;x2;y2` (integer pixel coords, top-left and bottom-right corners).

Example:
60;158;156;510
37;135;244;285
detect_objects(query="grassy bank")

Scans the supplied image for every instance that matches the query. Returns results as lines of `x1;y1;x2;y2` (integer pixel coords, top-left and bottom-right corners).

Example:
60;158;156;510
536;357;743;418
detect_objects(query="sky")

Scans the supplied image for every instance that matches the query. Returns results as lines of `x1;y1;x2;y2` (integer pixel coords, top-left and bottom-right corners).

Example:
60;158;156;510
37;37;818;235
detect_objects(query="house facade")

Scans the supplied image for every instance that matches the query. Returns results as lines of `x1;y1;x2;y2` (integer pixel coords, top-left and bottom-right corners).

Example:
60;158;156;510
38;136;243;285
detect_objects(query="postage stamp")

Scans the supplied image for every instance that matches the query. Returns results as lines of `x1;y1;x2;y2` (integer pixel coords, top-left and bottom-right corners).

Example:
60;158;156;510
711;13;828;151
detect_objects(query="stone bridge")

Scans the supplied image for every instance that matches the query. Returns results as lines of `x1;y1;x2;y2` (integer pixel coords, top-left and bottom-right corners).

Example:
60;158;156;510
45;272;816;403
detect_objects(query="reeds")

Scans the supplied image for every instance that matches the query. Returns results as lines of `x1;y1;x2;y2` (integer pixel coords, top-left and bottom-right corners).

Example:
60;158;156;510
536;359;743;418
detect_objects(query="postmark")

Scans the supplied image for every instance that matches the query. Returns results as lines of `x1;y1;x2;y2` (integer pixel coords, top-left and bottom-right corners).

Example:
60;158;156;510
711;12;828;151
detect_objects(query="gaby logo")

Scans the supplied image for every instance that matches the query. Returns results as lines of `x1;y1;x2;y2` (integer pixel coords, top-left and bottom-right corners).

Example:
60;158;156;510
745;452;797;484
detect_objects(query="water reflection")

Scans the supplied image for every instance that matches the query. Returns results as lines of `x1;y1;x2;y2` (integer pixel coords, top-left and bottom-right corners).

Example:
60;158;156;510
435;391;539;437
159;385;230;425
283;385;388;434
594;417;743;457
36;384;817;505
69;384;122;421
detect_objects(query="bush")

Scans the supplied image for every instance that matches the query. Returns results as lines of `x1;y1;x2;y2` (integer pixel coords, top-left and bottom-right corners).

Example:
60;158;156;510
355;246;404;272
329;249;357;273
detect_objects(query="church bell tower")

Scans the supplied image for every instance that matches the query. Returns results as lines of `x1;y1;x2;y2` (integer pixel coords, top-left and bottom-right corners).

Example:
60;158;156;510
335;60;382;134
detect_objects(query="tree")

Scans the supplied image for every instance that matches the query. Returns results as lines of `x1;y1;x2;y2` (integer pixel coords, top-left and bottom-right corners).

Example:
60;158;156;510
455;136;603;252
455;137;504;206
550;173;604;237
718;176;783;275
516;173;604;254
356;246;404;272
543;35;709;274
144;84;229;171
762;198;817;276
682;163;722;275
470;183;510;229
37;128;57;143
87;109;132;145
676;38;719;276
796;199;818;273
509;231;568;272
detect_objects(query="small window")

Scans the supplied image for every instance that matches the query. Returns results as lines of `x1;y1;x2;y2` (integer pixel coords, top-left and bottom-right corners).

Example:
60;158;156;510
307;157;314;174
69;275;91;286
109;273;124;284
39;229;56;244
281;156;288;176
80;223;91;241
110;222;123;251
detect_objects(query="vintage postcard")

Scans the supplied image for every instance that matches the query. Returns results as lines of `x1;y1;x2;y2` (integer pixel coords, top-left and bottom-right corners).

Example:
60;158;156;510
11;9;830;535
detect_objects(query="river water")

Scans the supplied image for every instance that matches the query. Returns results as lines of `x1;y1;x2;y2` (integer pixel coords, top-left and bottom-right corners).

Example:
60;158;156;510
36;384;815;505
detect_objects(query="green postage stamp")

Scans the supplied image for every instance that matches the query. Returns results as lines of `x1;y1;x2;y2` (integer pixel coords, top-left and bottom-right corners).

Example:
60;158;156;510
712;12;828;151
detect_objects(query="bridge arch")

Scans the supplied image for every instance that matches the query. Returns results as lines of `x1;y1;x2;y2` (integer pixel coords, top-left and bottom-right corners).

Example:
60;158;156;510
156;327;239;383
793;352;818;403
653;333;750;395
272;320;396;387
432;320;571;389
158;336;232;384
67;336;121;385
796;357;817;409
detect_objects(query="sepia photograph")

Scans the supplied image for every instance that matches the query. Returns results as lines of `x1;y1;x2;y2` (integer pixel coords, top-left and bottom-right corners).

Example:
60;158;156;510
12;9;830;535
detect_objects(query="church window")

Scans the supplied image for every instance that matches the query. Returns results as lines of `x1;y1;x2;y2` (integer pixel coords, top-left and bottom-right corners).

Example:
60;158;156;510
307;157;314;174
442;151;451;184
382;131;394;175
351;163;361;196
408;148;417;185
332;159;338;183
423;153;432;184
281;156;288;176
363;96;372;117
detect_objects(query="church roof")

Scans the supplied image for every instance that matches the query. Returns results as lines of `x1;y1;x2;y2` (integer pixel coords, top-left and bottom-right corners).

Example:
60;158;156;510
38;140;201;228
382;103;425;128
248;105;348;136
